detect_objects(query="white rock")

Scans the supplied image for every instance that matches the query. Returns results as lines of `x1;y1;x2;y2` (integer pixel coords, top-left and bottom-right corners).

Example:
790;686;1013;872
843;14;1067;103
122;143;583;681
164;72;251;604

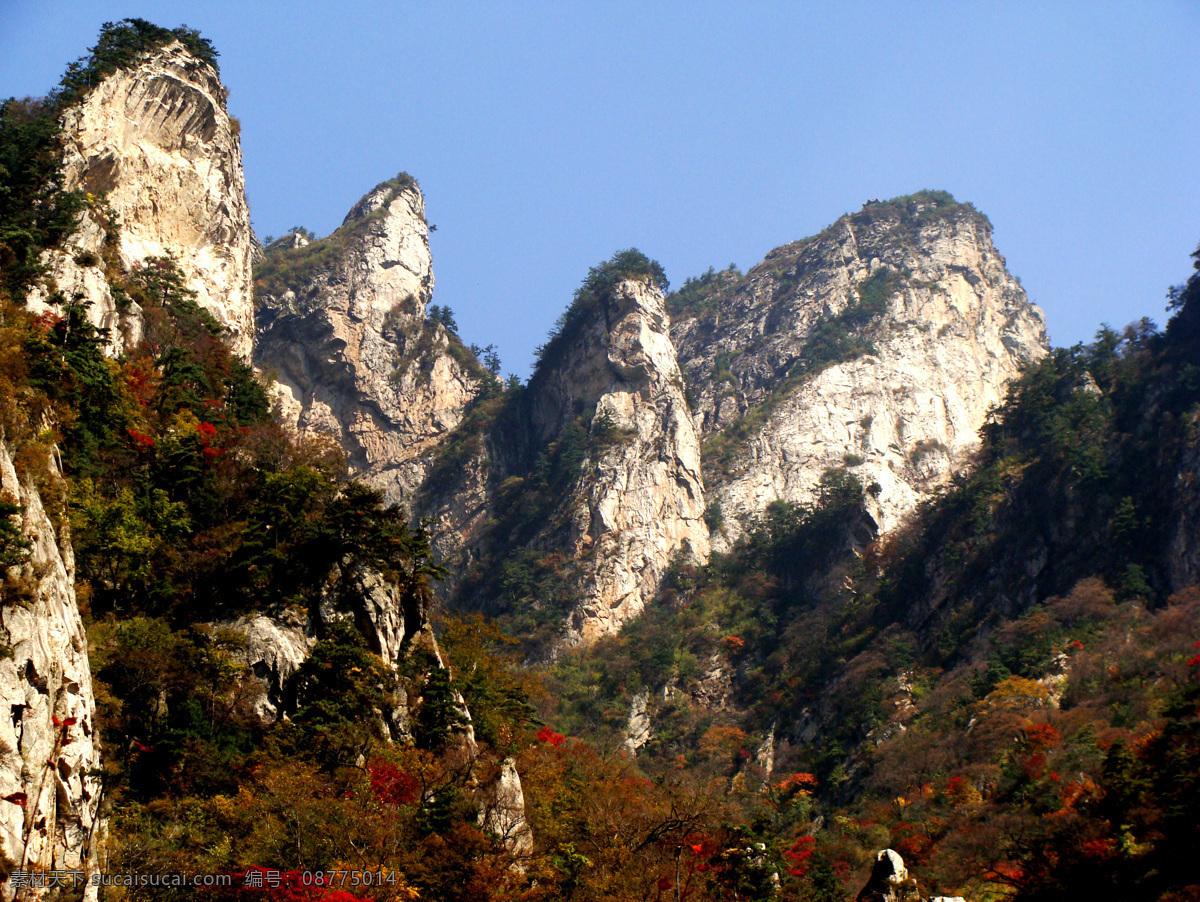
624;689;652;754
673;205;1047;546
479;757;534;860
0;441;102;891
255;179;481;505
530;278;711;644
28;41;256;358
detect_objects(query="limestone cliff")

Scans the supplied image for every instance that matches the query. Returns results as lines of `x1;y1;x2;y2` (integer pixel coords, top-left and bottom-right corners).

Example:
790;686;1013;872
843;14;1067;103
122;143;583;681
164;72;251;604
255;177;484;504
28;40;256;358
220;555;462;743
671;193;1047;544
434;267;710;646
0;442;101;891
531;276;710;642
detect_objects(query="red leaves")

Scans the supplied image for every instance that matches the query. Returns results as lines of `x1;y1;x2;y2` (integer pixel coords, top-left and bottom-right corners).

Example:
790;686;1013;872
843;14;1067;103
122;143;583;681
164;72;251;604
51;715;77;728
194;421;226;461
1022;723;1061;752
31;311;62;335
123;362;157;408
367;759;419;807
783;835;815;877
1058;776;1099;811
536;725;566;747
989;861;1025;884
1081;837;1117;860
1022;752;1048;780
2;792;27;807
126;427;155;449
776;772;819;797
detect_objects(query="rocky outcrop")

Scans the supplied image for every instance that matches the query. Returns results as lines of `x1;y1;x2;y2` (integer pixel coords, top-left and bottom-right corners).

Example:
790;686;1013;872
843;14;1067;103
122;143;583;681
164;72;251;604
624;689;651;754
856;849;922;902
216;612;313;723
28;41;256;358
527;277;710;644
479;758;533;860
219;549;484;750
672;195;1047;545
0;442;101;892
255;178;484;504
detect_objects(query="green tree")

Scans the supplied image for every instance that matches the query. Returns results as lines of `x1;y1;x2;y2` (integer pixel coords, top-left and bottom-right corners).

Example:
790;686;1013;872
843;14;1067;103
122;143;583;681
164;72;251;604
286;620;394;769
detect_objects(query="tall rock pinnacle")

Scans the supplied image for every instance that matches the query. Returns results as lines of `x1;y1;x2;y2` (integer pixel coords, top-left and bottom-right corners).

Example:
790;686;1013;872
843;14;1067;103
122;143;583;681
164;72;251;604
255;176;485;503
28;40;257;358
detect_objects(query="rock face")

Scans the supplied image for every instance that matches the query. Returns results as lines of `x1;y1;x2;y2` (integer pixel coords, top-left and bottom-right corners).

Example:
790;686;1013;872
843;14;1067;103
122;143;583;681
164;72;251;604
216;612;313;723
28;41;256;358
671;196;1047;545
624;689;652;754
479;758;534;860
856;849;922;902
0;442;101;890
255;178;484;504
221;556;450;738
525;277;710;644
405;197;1043;648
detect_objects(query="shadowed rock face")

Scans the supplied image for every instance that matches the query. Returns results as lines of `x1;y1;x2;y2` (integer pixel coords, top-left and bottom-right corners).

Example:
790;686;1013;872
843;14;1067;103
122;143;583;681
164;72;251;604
218;556;454;744
27;41;257;359
0;442;102;885
671;200;1048;546
255;180;483;505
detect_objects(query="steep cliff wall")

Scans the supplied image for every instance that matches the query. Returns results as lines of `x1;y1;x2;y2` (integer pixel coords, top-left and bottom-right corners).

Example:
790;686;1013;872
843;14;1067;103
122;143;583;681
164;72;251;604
0;442;101;887
27;41;256;358
671;194;1047;543
255;178;484;504
426;267;712;647
527;276;710;643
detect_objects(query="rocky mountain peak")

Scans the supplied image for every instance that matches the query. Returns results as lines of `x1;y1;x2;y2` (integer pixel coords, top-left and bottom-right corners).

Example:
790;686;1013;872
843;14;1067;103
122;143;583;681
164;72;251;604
26;37;256;358
670;191;1047;543
255;176;483;503
426;259;711;647
540;274;710;643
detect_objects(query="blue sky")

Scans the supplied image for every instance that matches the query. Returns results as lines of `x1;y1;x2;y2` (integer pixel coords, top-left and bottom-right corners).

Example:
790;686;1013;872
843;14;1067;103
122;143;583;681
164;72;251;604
3;2;1198;378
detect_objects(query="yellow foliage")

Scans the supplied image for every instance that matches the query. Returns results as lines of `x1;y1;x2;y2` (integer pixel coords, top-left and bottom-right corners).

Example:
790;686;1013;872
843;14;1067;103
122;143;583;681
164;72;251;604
980;675;1051;712
699;725;747;757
